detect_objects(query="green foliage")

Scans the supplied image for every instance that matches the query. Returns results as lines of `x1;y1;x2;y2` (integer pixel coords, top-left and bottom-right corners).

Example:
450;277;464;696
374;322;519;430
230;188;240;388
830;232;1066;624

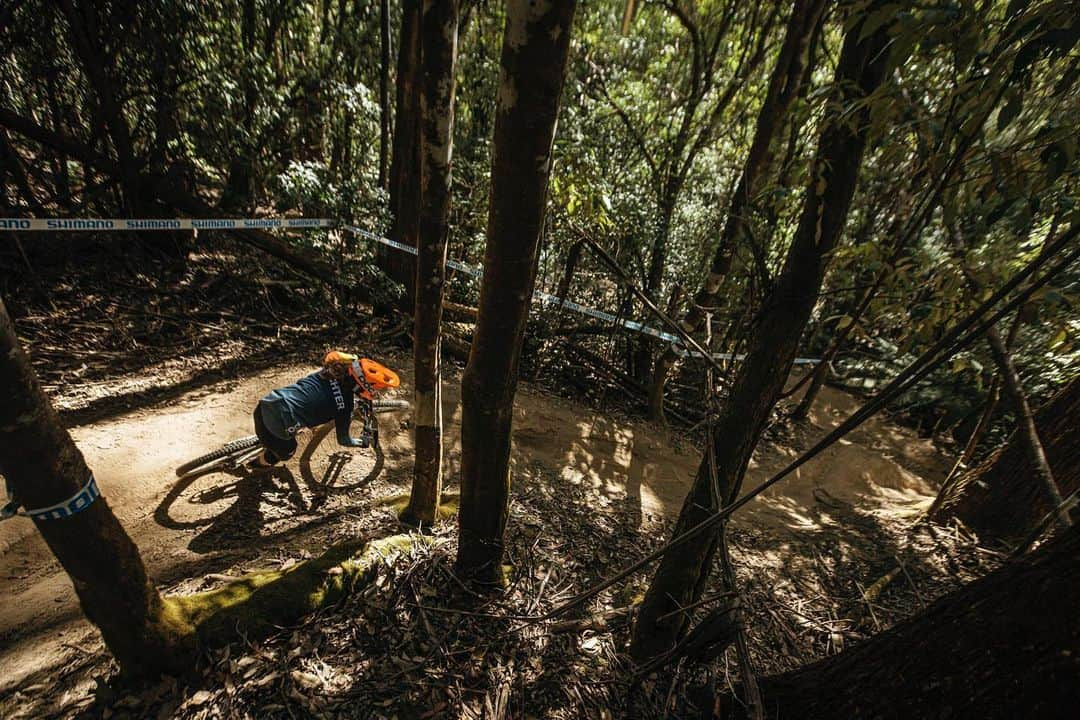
0;0;1076;434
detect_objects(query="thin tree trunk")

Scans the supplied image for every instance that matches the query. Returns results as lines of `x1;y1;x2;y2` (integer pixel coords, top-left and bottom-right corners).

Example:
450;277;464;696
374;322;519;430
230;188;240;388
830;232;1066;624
939;216;1072;536
44;67;71;200
926;314;1023;518
648;0;827;422
223;0;259;210
555;239;586;305
404;0;459;527
384;0;422;308
930;374;1080;541
631;5;894;662
984;326;1070;528
378;0;392;190
457;0;578;583
953;375;1002;472
58;0;146;214
620;0;637;35
633;193;677;385
723;524;1080;718
0;300;193;677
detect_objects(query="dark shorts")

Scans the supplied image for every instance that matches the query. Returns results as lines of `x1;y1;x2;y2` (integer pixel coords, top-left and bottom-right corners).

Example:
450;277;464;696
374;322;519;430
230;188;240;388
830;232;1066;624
253;405;297;463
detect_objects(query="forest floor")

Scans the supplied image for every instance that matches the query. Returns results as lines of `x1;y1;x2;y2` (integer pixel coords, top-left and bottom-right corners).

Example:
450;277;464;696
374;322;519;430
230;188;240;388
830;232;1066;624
0;243;1002;718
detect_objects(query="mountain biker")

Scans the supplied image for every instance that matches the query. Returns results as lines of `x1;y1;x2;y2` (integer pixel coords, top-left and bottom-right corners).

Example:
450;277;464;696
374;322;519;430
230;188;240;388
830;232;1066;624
249;351;400;469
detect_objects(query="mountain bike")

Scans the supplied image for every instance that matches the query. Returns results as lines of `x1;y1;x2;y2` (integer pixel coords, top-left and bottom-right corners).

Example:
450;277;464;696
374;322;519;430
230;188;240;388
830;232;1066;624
174;397;410;480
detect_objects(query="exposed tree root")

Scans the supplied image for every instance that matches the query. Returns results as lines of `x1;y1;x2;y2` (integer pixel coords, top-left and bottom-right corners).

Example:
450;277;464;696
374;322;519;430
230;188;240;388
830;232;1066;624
166;534;428;645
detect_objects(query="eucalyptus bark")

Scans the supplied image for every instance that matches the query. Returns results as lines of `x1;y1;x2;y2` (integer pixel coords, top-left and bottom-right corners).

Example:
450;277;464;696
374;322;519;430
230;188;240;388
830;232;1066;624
457;0;578;583
0;300;193;677
384;0;422;306
648;0;827;422
404;0;459;528
723;524;1080;718
631;6;894;662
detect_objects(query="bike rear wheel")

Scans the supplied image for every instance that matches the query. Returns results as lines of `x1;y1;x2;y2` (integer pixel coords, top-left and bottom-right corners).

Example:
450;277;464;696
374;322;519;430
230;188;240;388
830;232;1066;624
174;435;261;478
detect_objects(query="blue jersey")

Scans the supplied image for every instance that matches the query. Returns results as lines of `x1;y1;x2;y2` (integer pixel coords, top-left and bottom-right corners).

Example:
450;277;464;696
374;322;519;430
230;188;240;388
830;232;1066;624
259;372;357;446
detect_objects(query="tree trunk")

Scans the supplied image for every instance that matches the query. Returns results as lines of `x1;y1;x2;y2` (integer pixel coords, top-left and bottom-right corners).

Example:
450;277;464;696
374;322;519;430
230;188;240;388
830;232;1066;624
223;0;259;211
631;7;894;662
792;189;931;420
930;375;1080;541
648;0;827;422
984;326;1070;528
926;375;1002;518
384;0;422;308
791;274;881;420
456;0;578;583
404;0;459;528
727;524;1080;719
0;300;193;677
555;239;586;307
632;191;678;386
58;0;147;215
378;0;392;190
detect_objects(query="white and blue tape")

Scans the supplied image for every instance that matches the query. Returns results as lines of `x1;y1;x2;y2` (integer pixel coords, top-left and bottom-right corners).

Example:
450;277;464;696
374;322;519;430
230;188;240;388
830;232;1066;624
342;225;819;364
1;475;101;521
0;217;336;231
1;216;819;365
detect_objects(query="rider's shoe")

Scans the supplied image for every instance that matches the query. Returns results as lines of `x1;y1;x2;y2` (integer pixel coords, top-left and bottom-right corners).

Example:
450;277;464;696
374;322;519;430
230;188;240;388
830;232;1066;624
245;450;275;472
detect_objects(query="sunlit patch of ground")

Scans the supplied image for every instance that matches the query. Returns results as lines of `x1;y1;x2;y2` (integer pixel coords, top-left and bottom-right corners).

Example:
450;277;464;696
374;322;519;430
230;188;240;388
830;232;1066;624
1;355;997;718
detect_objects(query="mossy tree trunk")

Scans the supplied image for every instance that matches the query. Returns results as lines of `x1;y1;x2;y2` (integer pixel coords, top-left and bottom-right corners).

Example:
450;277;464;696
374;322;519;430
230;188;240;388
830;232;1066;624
456;0;578;583
384;0;422;308
405;0;459;527
725;525;1080;718
0;300;193;677
173;535;423;643
647;0;827;422
930;374;1080;541
631;4;895;662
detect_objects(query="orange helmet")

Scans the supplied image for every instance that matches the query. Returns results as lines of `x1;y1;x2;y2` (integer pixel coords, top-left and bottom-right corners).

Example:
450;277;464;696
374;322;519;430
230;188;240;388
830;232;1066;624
358;358;400;390
322;351;400;393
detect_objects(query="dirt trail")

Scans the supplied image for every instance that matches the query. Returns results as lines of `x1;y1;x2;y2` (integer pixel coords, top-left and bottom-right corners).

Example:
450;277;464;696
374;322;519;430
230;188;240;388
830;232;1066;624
0;360;950;693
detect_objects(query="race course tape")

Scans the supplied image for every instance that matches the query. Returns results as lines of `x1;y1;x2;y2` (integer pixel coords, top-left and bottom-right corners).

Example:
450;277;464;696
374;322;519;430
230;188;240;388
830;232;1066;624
1;216;818;365
0;217;336;231
343;225;820;365
346;225;683;343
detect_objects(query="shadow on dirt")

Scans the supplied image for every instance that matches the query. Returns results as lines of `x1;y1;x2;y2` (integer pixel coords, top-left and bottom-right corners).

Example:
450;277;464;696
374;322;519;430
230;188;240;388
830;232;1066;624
154;422;387;552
